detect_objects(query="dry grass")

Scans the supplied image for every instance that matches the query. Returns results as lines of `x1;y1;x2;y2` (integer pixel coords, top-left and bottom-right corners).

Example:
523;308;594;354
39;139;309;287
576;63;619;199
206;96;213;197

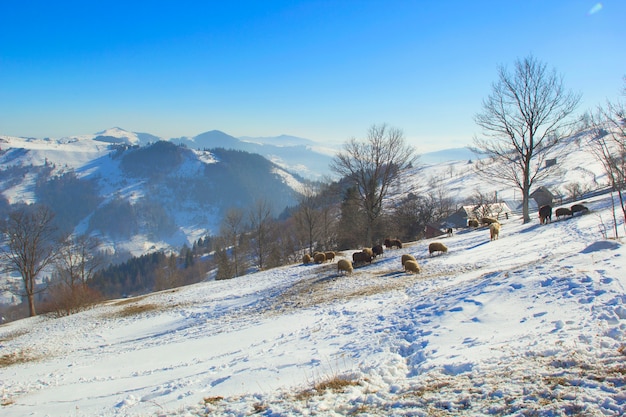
0;329;28;343
0;349;37;368
296;374;360;401
203;396;224;405
104;302;162;319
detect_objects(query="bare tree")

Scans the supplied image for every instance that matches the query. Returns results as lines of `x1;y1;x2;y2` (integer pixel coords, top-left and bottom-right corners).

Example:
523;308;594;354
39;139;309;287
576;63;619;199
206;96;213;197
473;55;581;223
588;90;626;237
46;234;104;315
56;234;103;290
294;187;323;255
248;198;273;270
219;207;246;278
330;124;416;245
0;205;60;316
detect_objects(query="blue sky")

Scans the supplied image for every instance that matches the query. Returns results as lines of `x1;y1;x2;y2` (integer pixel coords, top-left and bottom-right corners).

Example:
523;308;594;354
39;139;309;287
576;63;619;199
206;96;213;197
1;1;624;152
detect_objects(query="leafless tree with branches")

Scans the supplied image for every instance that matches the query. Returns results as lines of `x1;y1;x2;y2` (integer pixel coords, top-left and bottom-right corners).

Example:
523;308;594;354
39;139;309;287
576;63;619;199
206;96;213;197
330;124;416;246
1;205;60;316
472;55;581;223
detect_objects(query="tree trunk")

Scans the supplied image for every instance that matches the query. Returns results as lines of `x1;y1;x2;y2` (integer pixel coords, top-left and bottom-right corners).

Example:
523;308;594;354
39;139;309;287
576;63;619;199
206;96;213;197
27;292;36;317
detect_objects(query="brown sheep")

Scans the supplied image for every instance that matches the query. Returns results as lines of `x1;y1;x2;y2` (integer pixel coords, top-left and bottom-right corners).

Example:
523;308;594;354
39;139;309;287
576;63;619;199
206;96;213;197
324;251;336;262
313;252;326;264
555;207;572;219
571;204;589;216
428;242;448;256
404;259;421;274
302;253;312;264
352;251;373;265
337;259;353;275
538;205;552;224
489;222;500;241
384;238;402;249
372;244;384;257
401;253;417;266
468;219;479;228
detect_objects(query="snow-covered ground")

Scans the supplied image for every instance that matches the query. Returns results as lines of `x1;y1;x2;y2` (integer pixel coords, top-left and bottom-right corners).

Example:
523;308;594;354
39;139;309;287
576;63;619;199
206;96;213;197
1;192;624;416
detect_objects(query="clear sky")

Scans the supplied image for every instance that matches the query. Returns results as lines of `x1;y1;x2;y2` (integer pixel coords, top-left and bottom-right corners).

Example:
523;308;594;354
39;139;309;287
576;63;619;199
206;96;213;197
1;1;624;152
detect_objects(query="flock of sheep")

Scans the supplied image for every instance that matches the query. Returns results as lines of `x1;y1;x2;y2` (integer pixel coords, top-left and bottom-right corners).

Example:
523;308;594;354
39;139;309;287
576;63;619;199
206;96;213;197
301;201;590;278
301;237;450;277
538;203;589;224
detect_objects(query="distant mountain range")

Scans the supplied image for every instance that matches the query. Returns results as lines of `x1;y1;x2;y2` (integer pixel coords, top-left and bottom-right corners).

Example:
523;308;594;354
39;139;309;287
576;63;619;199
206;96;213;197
0;129;312;259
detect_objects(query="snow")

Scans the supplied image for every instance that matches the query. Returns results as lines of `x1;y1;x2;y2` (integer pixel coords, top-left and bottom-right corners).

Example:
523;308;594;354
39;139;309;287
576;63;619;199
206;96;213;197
1;192;625;416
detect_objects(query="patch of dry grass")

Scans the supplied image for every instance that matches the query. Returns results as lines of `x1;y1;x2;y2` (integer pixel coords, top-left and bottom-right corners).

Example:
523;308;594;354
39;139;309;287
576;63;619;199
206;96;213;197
0;329;28;343
0;349;37;368
296;374;360;401
104;302;162;319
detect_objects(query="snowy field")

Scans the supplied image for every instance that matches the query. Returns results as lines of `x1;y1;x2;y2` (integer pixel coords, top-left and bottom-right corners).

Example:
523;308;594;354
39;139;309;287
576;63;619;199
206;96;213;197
1;192;625;416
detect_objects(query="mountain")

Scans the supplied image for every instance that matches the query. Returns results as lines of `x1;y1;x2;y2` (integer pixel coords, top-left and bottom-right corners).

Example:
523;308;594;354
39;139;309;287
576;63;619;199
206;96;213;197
0;132;308;259
87;127;161;146
171;130;337;180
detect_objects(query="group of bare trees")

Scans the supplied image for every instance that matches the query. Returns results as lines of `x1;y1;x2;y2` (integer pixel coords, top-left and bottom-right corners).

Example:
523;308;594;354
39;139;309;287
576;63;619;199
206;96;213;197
0;205;103;317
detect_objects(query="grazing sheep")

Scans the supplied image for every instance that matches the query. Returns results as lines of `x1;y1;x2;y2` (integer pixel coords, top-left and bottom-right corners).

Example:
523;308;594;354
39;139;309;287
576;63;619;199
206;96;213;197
555;207;572;219
362;247;374;258
538;205;552;225
313;252;326;264
446;227;453;236
428;242;448;256
372;244;384;257
324;251;336;262
404;259;421;274
384;238;402;249
571;204;589;216
490;222;500;241
352;251;373;265
337;259;353;275
468;219;479;228
401;253;417;266
481;217;499;225
302;253;312;264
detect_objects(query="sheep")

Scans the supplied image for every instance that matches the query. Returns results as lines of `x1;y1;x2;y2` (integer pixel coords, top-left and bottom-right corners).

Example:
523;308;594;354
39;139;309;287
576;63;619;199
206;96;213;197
468;218;479;228
302;253;312;264
337;259;353;275
555;207;572;219
489;222;500;241
324;251;336;262
372;244;384;258
362;247;374;258
446;227;453;236
384;238;402;249
538;205;552;225
313;252;326;264
571;204;589;216
401;253;417;266
481;217;499;225
352;251;373;265
404;259;421;274
428;242;448;256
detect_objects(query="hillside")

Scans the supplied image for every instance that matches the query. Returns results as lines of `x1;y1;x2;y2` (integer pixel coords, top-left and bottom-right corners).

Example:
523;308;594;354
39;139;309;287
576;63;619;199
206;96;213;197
0;132;308;258
0;190;624;416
